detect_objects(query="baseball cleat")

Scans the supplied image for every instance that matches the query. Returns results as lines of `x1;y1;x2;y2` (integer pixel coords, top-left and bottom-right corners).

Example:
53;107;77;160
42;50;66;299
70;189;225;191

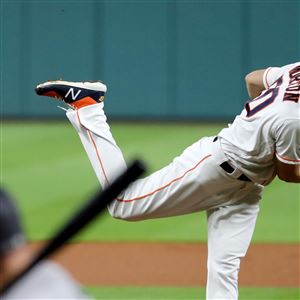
35;80;107;109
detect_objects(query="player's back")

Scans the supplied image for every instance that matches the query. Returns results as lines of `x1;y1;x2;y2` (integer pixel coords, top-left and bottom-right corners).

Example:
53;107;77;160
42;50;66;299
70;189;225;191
218;62;300;185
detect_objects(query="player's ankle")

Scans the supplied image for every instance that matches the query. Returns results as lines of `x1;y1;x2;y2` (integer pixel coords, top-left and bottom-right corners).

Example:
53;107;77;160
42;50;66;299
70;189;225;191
71;97;103;109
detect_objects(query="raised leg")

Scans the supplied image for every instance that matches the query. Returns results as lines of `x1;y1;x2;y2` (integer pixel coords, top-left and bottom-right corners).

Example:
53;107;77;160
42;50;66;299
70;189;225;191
66;103;127;188
66;103;255;221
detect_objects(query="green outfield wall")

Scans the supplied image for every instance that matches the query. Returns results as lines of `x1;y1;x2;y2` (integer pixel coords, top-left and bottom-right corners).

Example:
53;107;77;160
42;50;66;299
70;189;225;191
1;0;299;119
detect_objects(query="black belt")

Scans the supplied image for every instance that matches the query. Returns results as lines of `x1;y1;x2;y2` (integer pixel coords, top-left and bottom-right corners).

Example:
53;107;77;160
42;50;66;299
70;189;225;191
213;137;251;182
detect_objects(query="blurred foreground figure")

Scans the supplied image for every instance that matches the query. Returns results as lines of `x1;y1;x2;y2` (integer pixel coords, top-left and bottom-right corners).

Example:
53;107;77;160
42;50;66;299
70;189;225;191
36;62;300;299
0;189;90;299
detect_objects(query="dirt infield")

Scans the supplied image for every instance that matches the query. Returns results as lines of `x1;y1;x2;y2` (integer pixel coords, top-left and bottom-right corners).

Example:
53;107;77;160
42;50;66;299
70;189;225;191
32;242;299;287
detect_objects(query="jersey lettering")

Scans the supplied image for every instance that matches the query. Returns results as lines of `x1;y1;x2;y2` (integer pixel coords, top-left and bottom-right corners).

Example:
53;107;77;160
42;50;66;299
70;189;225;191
283;65;300;103
245;77;282;117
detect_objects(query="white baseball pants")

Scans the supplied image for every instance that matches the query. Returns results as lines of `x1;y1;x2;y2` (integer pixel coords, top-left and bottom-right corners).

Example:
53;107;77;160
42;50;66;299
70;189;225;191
66;103;262;300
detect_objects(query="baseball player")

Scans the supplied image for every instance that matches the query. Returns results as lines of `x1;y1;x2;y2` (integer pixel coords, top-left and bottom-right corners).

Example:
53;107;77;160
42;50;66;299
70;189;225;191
35;62;300;299
0;188;90;298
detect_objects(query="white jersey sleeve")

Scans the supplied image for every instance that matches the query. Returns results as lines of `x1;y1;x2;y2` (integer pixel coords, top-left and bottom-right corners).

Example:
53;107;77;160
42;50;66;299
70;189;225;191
263;63;300;89
263;67;281;89
275;118;300;165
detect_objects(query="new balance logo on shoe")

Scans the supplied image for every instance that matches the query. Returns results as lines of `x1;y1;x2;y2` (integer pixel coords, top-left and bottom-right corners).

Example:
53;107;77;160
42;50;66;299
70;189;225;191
65;88;82;100
35;80;107;109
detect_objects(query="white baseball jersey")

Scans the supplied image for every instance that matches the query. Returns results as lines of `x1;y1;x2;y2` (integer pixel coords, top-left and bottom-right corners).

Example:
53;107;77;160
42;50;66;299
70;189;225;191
218;62;300;185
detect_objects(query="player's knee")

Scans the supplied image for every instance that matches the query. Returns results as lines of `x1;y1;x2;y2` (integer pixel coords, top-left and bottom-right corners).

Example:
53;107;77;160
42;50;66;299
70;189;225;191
107;205;127;220
107;203;137;221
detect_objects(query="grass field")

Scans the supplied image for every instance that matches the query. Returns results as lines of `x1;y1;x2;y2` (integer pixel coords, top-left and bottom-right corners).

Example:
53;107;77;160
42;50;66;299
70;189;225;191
1;121;299;299
85;287;300;300
2;121;299;243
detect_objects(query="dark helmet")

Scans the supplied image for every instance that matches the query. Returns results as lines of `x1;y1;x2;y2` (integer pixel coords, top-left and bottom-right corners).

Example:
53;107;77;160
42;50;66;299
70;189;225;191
0;189;26;257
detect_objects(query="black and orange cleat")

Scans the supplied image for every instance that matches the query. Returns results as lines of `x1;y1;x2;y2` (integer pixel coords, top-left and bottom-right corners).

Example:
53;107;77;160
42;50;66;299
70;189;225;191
35;80;107;109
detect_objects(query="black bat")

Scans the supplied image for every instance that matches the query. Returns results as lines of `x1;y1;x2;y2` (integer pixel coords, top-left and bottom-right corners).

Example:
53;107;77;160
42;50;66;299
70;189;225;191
0;160;146;295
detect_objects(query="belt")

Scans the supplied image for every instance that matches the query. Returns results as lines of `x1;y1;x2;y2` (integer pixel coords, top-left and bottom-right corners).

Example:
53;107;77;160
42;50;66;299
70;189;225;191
213;137;251;182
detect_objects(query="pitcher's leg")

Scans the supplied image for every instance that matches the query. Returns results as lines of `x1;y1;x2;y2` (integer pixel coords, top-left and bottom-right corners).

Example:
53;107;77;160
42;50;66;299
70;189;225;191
66;103;127;189
66;104;229;221
36;80;255;224
206;201;260;300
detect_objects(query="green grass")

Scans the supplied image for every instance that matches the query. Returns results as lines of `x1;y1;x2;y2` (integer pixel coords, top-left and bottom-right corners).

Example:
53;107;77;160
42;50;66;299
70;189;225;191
85;286;300;299
1;121;299;242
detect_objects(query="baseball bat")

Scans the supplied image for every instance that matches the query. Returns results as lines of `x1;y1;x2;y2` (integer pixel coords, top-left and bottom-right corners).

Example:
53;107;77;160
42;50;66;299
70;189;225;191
0;160;146;295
